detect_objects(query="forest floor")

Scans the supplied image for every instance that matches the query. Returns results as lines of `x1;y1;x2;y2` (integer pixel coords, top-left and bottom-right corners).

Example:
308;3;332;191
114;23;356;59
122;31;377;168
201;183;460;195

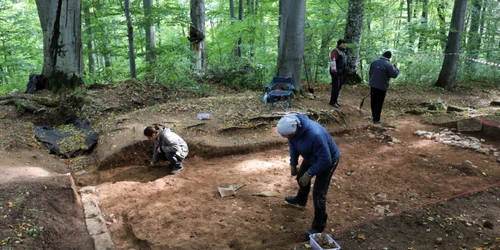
0;80;500;250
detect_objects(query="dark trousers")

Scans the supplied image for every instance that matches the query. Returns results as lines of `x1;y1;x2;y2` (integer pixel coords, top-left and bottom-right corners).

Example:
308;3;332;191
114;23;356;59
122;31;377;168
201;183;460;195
329;73;343;105
159;152;183;168
370;87;387;122
294;158;339;232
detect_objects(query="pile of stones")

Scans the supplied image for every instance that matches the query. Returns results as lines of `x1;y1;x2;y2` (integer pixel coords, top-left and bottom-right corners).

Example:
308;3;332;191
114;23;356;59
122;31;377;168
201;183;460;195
414;128;499;157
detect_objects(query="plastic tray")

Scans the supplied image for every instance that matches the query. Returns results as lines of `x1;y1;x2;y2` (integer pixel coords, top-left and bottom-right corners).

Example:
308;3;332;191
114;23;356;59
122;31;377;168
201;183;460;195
309;233;341;250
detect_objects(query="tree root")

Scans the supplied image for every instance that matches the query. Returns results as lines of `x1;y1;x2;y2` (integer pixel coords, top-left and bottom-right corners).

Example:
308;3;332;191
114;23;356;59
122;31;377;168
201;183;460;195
306;109;347;126
218;122;268;132
0;95;59;113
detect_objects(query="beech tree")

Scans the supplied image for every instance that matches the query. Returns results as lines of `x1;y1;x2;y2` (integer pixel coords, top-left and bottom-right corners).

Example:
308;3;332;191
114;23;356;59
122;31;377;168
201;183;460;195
466;0;482;68
343;0;365;84
276;0;306;91
124;0;136;78
35;0;84;93
435;0;467;90
189;0;206;70
143;0;156;65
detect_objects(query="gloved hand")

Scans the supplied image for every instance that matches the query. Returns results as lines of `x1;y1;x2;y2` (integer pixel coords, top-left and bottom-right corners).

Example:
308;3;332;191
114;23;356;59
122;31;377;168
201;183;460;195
290;165;297;176
299;173;312;186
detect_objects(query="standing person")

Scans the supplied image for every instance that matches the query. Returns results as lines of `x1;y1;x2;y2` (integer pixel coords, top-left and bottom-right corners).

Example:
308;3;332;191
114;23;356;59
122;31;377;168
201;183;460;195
329;39;347;108
369;51;400;124
144;125;189;174
276;114;341;239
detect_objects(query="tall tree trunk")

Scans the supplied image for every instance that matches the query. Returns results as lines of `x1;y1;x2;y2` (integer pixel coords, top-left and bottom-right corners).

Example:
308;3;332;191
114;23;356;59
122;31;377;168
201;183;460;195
156;0;162;47
35;0;84;93
417;0;428;51
189;0;206;71
406;0;412;23
143;0;156;66
395;0;405;48
247;0;255;58
236;0;243;57
84;4;95;75
104;26;112;68
229;0;240;57
437;0;448;50
344;0;365;85
124;0;136;79
229;0;235;22
276;0;305;92
407;0;417;50
316;7;334;83
1;41;7;84
435;0;467;90
466;0;482;63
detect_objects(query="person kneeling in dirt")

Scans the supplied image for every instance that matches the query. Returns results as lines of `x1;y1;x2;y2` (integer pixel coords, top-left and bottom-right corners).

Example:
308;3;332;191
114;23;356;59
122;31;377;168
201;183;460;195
144;125;189;174
276;114;341;240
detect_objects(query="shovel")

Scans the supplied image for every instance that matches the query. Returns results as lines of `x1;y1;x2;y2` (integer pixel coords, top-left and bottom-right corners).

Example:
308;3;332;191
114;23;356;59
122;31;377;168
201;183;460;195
218;184;246;198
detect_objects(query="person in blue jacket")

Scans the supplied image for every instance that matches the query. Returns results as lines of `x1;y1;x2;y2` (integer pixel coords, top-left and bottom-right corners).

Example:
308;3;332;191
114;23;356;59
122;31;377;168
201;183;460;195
276;114;341;240
369;51;400;124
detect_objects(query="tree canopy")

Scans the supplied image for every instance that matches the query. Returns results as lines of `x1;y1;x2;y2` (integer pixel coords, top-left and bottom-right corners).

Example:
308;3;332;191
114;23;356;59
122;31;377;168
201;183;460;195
0;0;499;94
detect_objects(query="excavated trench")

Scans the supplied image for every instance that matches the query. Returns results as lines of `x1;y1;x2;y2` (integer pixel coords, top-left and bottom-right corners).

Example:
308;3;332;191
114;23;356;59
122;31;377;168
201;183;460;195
95;123;374;171
74;115;500;249
84;115;500;180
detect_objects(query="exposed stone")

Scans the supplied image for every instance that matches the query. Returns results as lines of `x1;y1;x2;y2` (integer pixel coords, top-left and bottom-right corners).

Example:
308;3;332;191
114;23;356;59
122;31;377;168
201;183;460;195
414;130;427;136
92;231;116;250
79;186;116;250
79;186;98;194
457;118;482;132
86;216;107;235
406;109;428;115
490;101;500;107
462;160;475;168
414;128;498;156
447;105;468;112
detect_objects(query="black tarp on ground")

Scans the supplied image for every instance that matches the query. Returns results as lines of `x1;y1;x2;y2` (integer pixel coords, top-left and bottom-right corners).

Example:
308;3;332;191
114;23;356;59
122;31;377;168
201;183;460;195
34;116;99;158
25;74;46;94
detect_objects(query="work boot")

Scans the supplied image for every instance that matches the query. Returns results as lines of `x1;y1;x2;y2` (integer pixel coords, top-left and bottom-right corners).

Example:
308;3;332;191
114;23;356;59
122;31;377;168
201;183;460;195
284;195;306;207
303;228;322;241
168;163;184;175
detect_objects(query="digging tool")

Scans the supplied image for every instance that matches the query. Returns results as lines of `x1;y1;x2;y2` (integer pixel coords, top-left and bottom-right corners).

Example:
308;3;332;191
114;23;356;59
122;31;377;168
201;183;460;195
218;184;246;198
358;92;371;110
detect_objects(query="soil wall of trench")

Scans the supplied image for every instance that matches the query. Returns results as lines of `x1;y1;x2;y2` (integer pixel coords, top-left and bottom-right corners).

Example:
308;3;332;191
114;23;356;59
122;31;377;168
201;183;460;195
94;123;373;171
76;115;500;184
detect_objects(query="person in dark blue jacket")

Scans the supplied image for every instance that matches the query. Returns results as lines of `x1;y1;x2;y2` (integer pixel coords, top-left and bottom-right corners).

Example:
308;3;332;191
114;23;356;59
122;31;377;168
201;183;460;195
276;114;341;240
369;51;400;124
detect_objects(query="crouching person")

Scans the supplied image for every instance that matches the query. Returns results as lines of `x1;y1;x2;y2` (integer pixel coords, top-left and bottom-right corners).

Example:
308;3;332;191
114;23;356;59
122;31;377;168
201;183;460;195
144;125;189;174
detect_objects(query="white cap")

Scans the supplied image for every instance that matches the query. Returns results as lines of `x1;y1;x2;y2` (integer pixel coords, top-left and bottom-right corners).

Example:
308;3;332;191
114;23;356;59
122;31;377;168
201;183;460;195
277;114;301;136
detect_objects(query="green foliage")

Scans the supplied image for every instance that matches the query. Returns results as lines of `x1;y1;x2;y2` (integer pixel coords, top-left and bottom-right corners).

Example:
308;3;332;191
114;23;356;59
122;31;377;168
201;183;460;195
392;56;442;86
0;0;499;95
457;62;500;86
0;1;42;89
203;59;267;91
